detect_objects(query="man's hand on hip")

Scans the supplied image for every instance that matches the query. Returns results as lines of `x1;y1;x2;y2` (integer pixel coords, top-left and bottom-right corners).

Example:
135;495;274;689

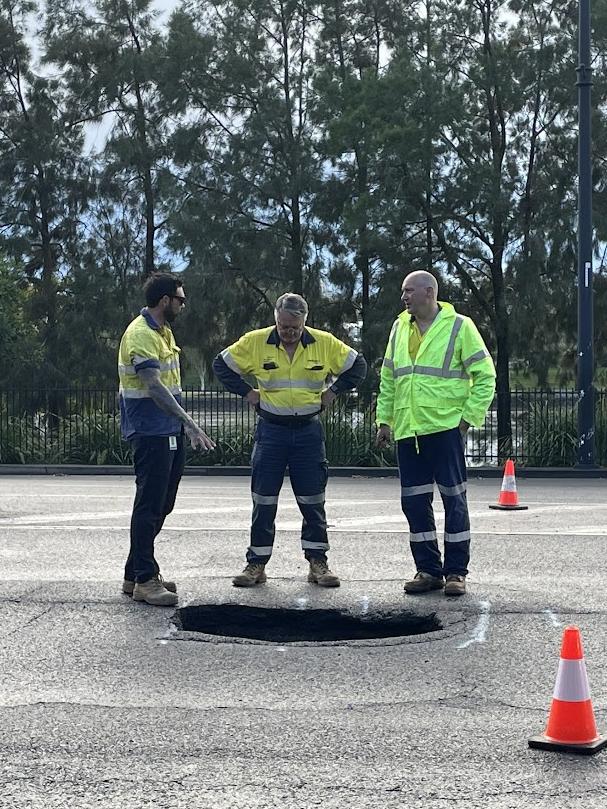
321;389;337;408
245;389;260;407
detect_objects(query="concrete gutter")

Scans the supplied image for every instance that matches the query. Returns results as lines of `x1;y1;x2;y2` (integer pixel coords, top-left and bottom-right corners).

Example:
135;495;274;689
1;464;606;478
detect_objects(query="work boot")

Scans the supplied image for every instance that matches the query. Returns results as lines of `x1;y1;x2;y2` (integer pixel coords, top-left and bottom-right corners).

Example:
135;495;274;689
307;558;340;587
232;562;267;587
133;578;178;606
122;574;177;596
404;571;444;594
444;574;466;596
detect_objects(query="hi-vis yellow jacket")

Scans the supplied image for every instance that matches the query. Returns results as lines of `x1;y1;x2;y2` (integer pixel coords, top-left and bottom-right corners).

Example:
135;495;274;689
376;302;496;440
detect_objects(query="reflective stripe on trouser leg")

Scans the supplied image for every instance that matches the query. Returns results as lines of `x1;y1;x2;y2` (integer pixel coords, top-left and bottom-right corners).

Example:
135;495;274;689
288;420;330;561
397;437;443;578
435;428;470;576
248;420;288;563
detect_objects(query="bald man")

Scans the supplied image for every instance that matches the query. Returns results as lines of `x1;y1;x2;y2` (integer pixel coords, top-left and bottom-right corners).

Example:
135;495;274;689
375;272;495;596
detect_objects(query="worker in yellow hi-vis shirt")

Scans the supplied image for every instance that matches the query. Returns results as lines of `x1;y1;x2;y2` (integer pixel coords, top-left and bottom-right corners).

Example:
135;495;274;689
118;273;215;607
213;293;367;588
375;271;495;597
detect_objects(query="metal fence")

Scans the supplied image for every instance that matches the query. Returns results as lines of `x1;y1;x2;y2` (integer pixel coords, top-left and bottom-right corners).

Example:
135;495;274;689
0;387;604;467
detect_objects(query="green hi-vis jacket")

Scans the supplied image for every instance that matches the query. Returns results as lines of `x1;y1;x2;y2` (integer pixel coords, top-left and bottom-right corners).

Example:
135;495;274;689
376;302;496;440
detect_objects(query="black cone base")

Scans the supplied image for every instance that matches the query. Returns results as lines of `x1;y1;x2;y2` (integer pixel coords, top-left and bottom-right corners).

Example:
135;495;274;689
528;734;607;756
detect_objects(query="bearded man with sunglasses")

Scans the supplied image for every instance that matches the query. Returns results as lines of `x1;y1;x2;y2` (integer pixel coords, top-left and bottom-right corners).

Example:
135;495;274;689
118;272;215;606
213;292;366;588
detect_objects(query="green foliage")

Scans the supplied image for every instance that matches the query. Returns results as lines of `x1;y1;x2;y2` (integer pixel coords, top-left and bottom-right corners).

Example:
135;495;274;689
3;0;607;459
520;397;607;467
322;402;396;467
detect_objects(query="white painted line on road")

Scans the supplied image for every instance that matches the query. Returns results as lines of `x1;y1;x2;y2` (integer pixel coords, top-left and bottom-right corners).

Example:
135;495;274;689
457;600;491;649
543;609;562;628
0;505;255;525
3;525;607;537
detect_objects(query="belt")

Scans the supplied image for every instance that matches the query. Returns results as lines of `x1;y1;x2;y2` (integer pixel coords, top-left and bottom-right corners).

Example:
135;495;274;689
258;411;320;428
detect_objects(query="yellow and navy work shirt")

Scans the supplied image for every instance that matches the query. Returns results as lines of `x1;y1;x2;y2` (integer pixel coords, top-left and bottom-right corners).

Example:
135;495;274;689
213;326;366;419
376;302;496;440
118;308;182;439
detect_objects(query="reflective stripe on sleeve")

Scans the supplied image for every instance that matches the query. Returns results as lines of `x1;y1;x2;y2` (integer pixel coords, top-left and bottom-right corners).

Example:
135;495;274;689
121;359;179;375
220;349;241;373
437;482;467;496
401;484;434;497
463;349;490;368
338;348;358;373
410;531;438;542
445;530;471;543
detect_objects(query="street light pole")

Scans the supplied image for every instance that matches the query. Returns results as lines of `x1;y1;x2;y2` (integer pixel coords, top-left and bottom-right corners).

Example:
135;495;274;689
577;0;594;465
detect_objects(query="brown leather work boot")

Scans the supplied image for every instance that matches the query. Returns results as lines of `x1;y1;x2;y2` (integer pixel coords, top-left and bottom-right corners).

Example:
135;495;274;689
403;571;445;594
444;574;466;596
232;562;267;587
122;574;177;596
307;558;340;587
133;578;178;606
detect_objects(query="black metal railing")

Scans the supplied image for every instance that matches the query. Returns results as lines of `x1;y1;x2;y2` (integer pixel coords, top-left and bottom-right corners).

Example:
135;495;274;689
0;387;604;467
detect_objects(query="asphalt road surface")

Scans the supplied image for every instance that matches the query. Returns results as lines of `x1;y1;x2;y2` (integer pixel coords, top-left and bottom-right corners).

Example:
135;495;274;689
1;474;606;809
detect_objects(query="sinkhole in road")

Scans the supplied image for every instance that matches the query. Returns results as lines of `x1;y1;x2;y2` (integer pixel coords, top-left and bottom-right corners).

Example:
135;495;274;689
175;604;442;643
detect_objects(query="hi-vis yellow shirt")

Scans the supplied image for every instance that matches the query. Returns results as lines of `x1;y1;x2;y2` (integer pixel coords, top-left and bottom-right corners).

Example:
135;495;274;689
118;308;182;438
220;326;358;417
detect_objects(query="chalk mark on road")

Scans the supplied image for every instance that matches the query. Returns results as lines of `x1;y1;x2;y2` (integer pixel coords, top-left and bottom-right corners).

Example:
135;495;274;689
457;600;491;649
543;609;562;628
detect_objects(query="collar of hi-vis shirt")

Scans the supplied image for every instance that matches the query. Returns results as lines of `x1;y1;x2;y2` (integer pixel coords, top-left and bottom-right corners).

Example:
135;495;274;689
141;307;163;330
139;306;173;342
266;327;316;349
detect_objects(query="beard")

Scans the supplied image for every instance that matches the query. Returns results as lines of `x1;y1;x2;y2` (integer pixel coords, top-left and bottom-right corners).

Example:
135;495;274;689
164;303;177;323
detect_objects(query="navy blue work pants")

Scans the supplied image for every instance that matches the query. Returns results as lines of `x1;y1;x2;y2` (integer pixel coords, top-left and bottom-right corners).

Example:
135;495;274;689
247;418;329;563
124;433;185;583
397;427;470;577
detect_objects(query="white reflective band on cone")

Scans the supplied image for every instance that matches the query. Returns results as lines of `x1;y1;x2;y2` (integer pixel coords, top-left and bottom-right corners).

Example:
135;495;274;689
501;475;517;492
553;659;592;702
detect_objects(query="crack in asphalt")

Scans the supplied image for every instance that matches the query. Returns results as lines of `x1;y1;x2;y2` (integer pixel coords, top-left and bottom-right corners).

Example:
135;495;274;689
3;606;53;637
0;698;550;713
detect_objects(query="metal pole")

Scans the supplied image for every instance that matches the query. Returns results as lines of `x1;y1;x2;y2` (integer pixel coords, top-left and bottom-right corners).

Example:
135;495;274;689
576;0;594;465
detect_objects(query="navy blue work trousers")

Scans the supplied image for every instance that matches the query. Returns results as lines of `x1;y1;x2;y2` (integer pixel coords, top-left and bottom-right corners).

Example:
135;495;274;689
247;418;329;563
124;432;185;583
397;427;470;577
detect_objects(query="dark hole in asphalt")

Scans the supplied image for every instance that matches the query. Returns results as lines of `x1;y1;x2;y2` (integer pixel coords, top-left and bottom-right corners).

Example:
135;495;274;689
176;604;442;642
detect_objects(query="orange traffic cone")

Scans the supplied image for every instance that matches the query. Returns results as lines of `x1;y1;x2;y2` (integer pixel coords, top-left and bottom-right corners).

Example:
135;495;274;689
489;459;527;510
529;626;607;755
